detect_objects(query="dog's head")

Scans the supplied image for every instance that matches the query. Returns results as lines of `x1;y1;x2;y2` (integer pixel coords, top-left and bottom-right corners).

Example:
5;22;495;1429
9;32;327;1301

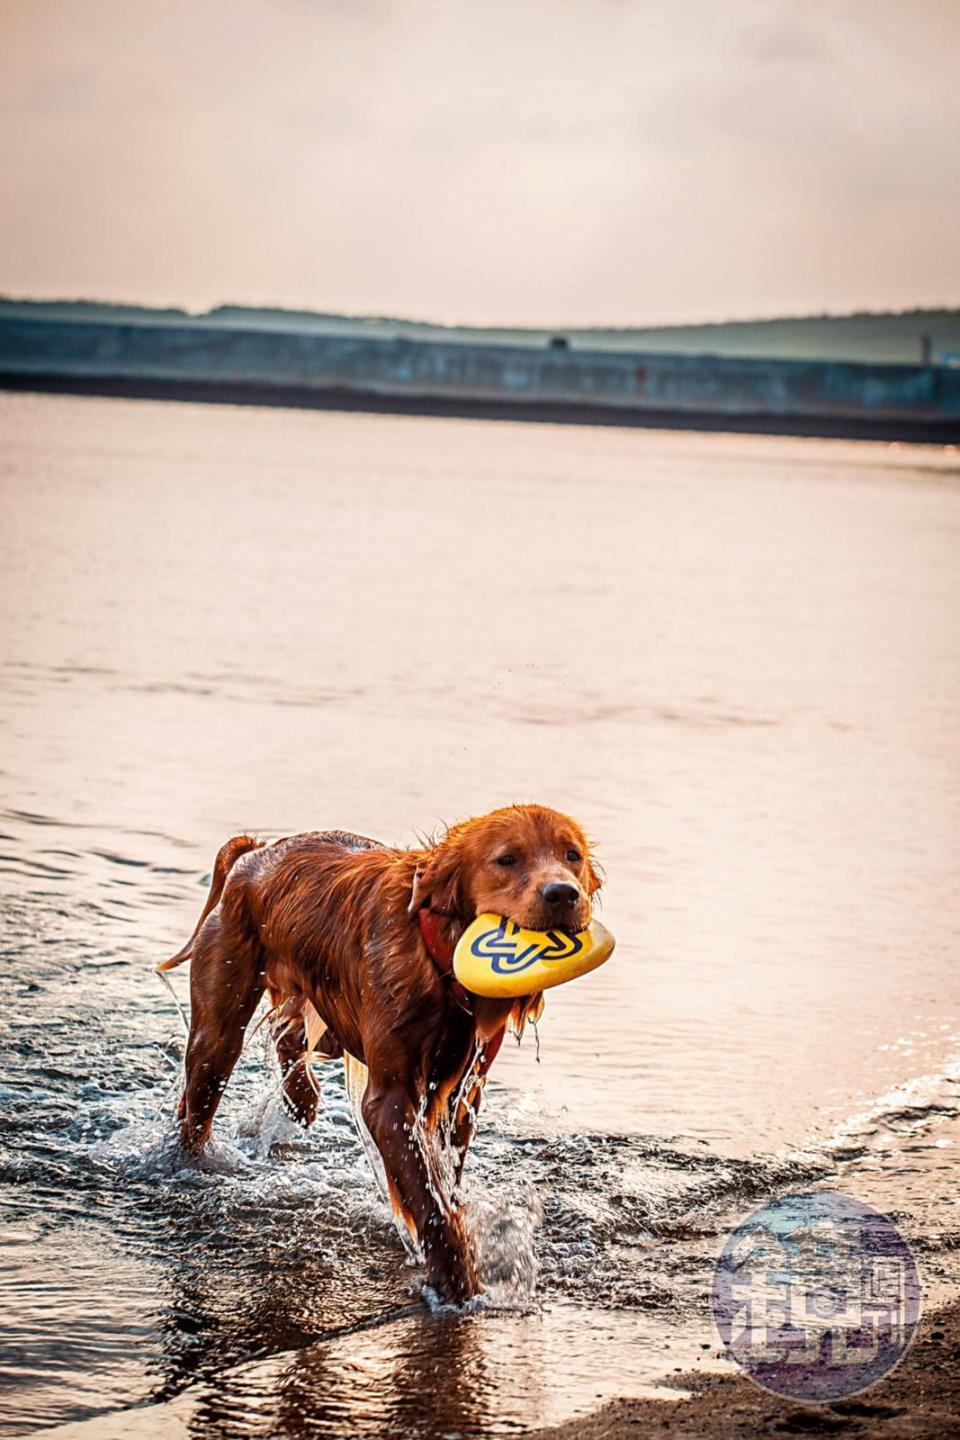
409;804;601;934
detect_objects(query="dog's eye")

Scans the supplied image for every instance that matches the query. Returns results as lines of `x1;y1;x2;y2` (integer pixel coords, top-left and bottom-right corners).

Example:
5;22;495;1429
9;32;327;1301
566;848;582;864
495;854;518;867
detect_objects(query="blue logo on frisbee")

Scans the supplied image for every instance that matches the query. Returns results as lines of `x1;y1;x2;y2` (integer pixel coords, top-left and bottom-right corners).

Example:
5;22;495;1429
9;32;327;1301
470;917;584;975
712;1191;921;1402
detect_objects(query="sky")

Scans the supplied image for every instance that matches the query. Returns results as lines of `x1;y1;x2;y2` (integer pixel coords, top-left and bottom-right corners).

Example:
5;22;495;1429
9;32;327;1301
0;0;958;327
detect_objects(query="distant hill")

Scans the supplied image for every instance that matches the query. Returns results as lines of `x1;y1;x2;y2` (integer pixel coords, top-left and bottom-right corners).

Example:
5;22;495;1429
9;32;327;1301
2;297;957;365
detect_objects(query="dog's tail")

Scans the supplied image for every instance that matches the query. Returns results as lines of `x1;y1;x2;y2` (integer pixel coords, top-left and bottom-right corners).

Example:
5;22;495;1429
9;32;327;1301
156;834;263;973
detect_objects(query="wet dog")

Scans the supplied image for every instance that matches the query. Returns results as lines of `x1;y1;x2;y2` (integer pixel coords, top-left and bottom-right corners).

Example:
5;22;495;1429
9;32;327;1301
160;804;601;1301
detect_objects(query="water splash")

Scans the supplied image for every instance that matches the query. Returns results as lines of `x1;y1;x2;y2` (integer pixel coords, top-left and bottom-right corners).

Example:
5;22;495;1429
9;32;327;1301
466;1183;543;1307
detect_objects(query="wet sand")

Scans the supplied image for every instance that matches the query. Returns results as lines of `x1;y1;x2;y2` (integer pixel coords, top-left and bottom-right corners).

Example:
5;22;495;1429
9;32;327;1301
527;1301;960;1440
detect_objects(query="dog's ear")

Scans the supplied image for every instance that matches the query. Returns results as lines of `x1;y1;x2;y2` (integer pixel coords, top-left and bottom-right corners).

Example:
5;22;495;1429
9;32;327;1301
585;852;604;896
408;839;464;916
408;864;430;914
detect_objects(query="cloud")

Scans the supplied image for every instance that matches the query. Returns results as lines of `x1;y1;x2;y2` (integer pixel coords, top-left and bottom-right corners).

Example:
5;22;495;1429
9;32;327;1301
0;0;957;323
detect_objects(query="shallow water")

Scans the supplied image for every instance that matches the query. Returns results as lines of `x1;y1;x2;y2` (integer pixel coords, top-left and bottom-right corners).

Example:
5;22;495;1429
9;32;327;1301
1;394;959;1437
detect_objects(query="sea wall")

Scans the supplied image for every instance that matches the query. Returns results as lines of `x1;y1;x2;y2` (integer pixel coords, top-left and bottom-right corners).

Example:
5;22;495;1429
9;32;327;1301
2;316;958;441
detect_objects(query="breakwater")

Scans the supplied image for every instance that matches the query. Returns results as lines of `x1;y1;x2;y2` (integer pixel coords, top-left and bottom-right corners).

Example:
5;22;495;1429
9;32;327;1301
1;314;958;441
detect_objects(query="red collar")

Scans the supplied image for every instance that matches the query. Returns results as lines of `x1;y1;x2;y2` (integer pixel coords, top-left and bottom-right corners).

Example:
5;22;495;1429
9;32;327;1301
418;907;455;968
418;908;472;1011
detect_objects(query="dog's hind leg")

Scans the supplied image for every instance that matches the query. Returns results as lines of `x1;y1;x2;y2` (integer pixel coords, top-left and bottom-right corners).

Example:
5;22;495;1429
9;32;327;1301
270;997;341;1127
179;917;265;1157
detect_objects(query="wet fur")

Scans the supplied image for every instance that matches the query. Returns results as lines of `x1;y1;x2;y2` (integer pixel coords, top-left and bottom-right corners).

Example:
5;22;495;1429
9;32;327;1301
161;805;601;1301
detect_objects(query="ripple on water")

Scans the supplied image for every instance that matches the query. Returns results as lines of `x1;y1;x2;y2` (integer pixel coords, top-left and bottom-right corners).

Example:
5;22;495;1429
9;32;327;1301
1;806;959;1434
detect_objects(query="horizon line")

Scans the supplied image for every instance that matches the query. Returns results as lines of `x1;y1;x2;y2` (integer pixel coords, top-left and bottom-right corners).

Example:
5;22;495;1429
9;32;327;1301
2;293;959;335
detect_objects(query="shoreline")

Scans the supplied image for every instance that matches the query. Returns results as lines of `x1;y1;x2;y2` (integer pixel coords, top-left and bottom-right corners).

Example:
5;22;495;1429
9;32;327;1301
2;373;958;445
21;1296;960;1439
524;1298;960;1440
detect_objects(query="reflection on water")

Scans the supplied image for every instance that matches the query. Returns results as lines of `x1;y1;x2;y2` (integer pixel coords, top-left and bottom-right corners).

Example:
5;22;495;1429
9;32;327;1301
1;395;959;1436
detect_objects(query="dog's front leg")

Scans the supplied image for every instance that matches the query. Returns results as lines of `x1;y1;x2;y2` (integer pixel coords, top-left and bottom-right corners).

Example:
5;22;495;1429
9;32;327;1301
449;1023;506;1186
362;1077;477;1303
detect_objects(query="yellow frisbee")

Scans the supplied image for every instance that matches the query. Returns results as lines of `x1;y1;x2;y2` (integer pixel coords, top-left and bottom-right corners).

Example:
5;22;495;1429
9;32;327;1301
452;913;615;999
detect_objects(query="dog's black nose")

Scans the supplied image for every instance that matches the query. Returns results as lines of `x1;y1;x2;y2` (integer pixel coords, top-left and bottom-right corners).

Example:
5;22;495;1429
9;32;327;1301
541;881;580;907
